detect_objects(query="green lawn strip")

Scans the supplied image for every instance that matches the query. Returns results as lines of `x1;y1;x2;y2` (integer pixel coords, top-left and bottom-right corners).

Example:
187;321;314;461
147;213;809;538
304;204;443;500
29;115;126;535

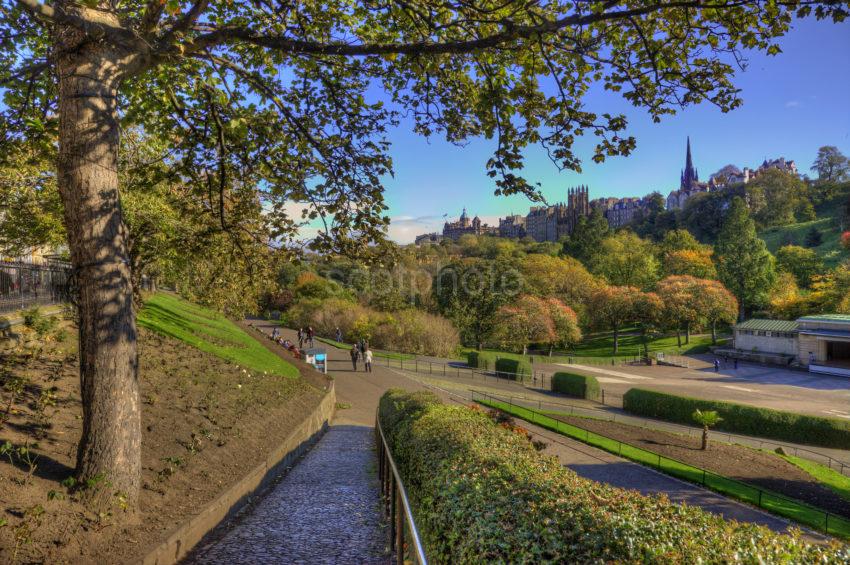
313;336;415;360
139;293;298;378
780;454;850;503
477;397;850;539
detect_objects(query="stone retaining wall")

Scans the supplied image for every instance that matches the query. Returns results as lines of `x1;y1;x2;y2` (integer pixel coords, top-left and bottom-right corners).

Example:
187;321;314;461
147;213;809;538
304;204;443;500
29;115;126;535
136;380;336;565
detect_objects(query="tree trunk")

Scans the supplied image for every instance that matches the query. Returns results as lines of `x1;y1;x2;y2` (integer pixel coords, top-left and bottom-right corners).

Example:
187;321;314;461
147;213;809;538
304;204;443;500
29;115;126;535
613;325;619;355
522;344;527;355
676;329;682;348
56;19;141;506
711;321;717;344
685;321;690;344
701;425;709;450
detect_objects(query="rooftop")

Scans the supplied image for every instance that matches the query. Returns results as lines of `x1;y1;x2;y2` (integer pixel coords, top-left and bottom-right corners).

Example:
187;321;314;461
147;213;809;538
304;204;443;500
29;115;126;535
798;314;850;324
734;319;799;332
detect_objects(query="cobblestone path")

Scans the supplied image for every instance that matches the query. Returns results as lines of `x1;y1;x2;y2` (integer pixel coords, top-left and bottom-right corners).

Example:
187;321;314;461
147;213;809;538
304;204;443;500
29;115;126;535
188;425;389;564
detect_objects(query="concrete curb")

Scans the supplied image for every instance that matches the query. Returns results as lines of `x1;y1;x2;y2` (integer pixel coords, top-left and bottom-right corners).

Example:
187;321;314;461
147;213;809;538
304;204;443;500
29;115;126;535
135;381;337;565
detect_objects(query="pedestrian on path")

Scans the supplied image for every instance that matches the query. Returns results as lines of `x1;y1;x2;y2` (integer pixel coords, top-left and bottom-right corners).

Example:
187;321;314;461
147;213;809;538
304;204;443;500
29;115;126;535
734;358;738;370
297;328;304;349
335;327;342;343
350;345;360;371
271;327;279;341
307;326;315;348
714;358;720;373
364;347;373;373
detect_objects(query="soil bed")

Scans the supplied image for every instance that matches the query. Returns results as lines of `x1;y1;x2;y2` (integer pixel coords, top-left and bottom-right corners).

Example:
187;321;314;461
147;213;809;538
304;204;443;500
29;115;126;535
0;316;327;564
550;413;850;519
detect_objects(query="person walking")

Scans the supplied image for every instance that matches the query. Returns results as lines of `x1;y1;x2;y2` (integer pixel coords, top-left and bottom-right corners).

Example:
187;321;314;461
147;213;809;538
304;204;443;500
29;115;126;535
713;358;720;373
364;347;373;373
307;326;315;348
297;328;304;349
335;327;342;343
734;358;738;370
350;345;360;371
271;327;279;341
358;337;366;355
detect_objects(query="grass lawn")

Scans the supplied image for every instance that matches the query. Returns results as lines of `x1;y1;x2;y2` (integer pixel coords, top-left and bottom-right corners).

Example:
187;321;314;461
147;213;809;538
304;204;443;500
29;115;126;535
478;398;850;539
139;293;299;378
314;335;415;360
461;330;728;364
781;454;850;503
570;331;729;357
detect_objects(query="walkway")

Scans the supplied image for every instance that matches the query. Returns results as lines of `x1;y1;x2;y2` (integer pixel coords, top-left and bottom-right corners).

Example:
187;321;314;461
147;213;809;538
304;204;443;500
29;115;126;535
188;426;389;564
191;323;820;563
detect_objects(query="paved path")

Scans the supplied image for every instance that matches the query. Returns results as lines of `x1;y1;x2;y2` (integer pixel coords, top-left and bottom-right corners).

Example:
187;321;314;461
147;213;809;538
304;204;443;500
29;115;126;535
192;323;823;563
188;425;389;564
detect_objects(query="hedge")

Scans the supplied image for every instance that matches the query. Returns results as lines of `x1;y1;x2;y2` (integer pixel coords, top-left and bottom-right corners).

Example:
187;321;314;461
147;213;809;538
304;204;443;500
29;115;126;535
466;351;531;380
378;390;848;564
552;371;600;400
623;388;850;450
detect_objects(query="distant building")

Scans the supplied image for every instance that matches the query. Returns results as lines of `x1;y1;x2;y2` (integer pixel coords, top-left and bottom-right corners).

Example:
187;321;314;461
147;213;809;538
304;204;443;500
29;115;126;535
441;208;497;241
524;185;592;242
498;215;527;239
711;157;799;188
414;233;443;246
604;196;651;229
666;137;717;210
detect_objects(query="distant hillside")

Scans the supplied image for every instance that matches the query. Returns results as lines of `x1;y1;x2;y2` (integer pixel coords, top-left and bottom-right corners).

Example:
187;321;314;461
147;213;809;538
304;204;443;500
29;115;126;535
760;186;849;268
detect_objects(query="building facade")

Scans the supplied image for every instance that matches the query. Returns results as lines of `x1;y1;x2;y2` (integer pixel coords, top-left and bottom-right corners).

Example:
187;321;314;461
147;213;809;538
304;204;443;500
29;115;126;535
498;215;527;239
441;209;497;241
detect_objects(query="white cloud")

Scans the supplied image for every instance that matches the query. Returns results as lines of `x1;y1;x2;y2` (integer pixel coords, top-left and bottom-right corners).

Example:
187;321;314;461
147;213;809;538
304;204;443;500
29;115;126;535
785;100;800;108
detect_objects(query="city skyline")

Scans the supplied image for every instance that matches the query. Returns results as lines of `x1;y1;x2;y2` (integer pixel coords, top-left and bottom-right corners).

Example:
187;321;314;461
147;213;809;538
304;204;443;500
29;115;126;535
380;16;850;243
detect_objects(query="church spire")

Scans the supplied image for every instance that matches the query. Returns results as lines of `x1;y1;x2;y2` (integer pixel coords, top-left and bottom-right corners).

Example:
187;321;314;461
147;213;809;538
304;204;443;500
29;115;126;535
681;137;698;189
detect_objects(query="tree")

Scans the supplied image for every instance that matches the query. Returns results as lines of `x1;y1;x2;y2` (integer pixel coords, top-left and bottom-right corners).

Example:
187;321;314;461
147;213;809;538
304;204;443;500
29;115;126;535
745;169;808;228
490;295;580;355
811;146;850;183
715;198;776;320
662;249;718;279
692;410;722;450
3;0;844;509
678;191;731;243
590;231;659;289
694;279;739;344
587;286;642;354
519;254;600;313
775;245;824;288
562;208;609;265
656;275;701;347
804;226;823;248
433;258;520;349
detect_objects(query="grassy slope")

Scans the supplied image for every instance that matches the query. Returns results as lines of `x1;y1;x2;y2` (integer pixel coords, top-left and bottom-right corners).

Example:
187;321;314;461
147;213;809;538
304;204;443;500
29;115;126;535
759;186;850;269
782;454;850;504
139;293;299;378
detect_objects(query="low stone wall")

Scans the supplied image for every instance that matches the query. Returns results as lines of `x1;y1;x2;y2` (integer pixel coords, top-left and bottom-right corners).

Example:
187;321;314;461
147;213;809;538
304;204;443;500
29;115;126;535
714;347;796;367
136;380;336;565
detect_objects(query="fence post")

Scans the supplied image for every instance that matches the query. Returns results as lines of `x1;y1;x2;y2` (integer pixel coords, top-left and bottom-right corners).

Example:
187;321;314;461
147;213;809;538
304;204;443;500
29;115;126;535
601;390;605;405
758;490;762;507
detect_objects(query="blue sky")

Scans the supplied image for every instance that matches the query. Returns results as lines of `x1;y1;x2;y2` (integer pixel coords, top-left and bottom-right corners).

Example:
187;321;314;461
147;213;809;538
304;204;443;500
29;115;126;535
380;17;850;243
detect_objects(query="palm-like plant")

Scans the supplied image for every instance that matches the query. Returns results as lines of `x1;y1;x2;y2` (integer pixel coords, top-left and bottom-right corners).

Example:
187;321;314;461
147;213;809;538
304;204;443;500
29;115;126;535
692;410;723;450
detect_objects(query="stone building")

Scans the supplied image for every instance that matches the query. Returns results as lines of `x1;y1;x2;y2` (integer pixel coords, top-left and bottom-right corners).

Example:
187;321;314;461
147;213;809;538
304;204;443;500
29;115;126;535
524;185;592;242
414;233;443;246
731;315;850;376
666;137;717;210
498;215;527;239
441;209;496;241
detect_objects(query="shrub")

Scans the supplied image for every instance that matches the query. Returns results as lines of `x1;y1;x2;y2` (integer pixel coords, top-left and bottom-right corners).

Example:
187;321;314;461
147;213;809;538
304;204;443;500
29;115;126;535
623;388;850;449
466;351;479;369
286;298;459;357
378;390;848;563
494;357;532;380
552;372;600;400
22;307;57;337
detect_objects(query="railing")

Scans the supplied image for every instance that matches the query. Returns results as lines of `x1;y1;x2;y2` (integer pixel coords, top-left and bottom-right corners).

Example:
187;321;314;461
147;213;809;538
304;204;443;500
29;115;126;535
375;410;428;565
472;390;850;540
0;259;72;314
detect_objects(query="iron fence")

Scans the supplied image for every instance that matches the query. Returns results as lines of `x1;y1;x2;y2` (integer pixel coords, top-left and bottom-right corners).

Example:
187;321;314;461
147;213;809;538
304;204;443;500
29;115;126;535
0;259;71;314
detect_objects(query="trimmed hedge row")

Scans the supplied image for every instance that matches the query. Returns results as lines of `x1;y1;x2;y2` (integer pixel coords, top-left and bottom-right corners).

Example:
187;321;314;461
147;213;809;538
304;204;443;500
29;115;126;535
466;350;531;380
378;389;848;563
623;388;850;449
552;371;600;400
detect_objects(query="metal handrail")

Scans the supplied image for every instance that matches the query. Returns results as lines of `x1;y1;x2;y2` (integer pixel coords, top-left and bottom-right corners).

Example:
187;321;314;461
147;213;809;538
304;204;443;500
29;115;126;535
375;410;428;565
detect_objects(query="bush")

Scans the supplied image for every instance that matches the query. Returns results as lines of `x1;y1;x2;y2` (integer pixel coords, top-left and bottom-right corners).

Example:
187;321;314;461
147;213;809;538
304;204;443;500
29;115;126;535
466;351;479;369
494;357;531;380
552;372;600;400
623;388;850;449
378;390;847;563
22;307;57;337
286;298;459;357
